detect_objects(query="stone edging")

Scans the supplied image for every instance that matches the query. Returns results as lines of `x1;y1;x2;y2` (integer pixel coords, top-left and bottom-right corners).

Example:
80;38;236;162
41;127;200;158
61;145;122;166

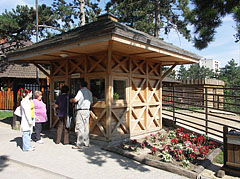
102;146;222;179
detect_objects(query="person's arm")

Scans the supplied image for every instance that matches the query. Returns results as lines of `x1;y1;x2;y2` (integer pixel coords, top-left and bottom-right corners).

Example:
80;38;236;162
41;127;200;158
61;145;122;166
70;90;83;103
21;100;32;125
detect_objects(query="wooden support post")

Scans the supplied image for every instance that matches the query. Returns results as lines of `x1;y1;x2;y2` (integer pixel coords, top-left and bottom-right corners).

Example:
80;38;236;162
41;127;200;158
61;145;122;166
106;41;113;141
205;87;208;135
49;63;54;128
146;61;149;132
223;126;228;167
173;86;176;125
159;63;163;128
129;57;132;136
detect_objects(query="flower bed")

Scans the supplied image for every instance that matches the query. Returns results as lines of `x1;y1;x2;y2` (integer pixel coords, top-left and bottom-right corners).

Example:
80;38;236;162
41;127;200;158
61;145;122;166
120;127;219;171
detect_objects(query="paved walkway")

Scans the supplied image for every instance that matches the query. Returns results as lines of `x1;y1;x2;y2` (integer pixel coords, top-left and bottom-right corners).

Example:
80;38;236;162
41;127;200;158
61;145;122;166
0;123;187;179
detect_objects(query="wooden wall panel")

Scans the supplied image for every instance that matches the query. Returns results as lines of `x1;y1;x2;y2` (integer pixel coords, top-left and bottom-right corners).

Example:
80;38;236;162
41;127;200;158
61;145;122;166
50;51;163;142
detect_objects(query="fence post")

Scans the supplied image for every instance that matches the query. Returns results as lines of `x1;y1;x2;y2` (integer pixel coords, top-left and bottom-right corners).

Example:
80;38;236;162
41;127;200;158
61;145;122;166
223;126;228;167
205;87;208;135
173;86;176;125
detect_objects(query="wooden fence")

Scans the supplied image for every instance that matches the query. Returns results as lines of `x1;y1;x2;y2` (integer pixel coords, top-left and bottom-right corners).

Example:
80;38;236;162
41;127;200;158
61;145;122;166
0;91;14;110
162;86;240;143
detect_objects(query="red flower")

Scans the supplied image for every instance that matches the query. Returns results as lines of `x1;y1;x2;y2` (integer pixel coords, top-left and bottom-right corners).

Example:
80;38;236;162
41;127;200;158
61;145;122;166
197;136;206;146
176;128;183;133
199;146;209;157
151;147;158;155
208;141;217;149
191;137;197;143
171;138;178;145
188;152;196;161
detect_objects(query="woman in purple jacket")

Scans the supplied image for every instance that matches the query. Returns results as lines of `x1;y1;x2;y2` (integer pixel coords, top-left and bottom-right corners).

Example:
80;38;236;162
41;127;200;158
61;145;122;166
32;91;47;144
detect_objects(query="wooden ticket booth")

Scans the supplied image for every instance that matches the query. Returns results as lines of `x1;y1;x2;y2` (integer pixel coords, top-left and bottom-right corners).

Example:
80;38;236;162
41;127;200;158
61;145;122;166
7;14;200;143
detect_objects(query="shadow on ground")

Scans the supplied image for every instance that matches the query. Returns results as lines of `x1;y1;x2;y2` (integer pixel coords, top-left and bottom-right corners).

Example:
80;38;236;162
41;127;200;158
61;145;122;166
41;129;150;172
69;144;150;172
0;155;9;172
10;137;22;149
0;117;13;127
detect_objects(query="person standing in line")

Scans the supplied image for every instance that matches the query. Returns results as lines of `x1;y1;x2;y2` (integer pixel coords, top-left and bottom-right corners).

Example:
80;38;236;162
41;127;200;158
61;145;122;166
20;89;35;151
70;81;92;149
32;91;47;144
55;85;70;145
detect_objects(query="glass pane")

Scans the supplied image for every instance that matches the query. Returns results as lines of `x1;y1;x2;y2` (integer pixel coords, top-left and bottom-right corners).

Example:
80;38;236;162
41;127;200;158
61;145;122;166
113;80;126;100
90;79;105;101
70;78;84;97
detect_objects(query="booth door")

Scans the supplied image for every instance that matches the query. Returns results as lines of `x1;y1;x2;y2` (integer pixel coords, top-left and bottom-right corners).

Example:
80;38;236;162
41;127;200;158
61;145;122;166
50;79;67;128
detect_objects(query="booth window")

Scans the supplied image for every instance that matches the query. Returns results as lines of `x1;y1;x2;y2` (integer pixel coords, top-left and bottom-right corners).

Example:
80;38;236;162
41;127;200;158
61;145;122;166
70;78;84;96
113;80;126;100
90;79;105;101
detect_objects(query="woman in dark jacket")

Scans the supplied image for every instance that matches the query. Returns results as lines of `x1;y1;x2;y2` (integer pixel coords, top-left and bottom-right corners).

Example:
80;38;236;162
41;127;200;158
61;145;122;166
55;85;70;145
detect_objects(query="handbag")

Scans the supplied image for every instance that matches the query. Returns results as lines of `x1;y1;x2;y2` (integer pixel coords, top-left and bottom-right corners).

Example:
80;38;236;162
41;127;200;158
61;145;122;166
66;116;72;128
14;106;22;117
66;95;72;128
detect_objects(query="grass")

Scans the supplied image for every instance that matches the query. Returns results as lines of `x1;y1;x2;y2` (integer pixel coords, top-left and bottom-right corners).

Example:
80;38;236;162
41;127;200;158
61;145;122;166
0;110;13;119
213;151;223;164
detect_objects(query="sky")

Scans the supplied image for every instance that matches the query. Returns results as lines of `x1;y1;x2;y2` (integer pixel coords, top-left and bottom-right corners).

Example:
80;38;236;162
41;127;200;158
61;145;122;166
1;0;240;68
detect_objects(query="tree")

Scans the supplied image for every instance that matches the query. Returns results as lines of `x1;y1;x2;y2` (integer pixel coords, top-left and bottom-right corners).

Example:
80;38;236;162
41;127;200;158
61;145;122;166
52;0;101;29
0;4;60;42
186;0;240;49
177;65;188;80
105;0;191;40
187;64;215;80
218;59;240;88
106;0;240;50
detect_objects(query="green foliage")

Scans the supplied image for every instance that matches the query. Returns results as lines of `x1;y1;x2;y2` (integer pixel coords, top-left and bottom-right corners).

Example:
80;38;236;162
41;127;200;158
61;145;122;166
177;65;188;80
177;64;215;80
186;0;240;49
0;111;13;119
105;0;191;40
213;151;223;164
0;4;59;41
52;0;102;29
0;1;102;43
113;92;119;100
218;59;240;113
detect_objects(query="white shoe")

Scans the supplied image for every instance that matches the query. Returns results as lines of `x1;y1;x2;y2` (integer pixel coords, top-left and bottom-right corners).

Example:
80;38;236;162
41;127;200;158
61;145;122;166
36;140;44;144
25;148;35;152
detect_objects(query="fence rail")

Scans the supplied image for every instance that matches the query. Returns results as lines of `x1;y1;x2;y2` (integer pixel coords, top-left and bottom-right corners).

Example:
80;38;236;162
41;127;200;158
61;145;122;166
162;86;240;143
0;91;14;110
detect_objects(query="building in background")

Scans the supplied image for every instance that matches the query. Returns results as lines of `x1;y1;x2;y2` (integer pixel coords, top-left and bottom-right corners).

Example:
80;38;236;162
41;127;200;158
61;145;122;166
199;58;220;73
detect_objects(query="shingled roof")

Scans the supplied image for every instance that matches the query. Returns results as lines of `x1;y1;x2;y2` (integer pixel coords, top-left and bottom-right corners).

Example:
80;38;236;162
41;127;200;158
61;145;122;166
7;14;200;66
0;63;48;78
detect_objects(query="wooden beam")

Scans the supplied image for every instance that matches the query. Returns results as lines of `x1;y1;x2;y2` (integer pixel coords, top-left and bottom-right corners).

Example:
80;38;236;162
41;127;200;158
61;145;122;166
160;63;177;81
32;63;50;77
146;55;169;59
61;50;86;55
106;40;113;141
130;51;155;56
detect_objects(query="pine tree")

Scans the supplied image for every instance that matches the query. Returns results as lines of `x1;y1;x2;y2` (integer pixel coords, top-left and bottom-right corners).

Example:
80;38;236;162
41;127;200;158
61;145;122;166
186;0;240;49
105;0;191;40
177;65;188;80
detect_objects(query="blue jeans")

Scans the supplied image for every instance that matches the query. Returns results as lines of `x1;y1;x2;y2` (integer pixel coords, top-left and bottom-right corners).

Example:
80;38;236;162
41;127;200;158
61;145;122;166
22;131;33;151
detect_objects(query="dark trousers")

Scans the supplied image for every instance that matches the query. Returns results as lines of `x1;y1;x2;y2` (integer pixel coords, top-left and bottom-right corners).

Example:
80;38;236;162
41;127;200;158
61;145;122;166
56;117;69;144
33;123;42;141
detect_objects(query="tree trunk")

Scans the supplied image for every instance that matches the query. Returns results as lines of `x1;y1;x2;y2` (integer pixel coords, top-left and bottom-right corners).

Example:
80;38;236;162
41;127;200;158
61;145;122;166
79;0;85;26
154;0;160;38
